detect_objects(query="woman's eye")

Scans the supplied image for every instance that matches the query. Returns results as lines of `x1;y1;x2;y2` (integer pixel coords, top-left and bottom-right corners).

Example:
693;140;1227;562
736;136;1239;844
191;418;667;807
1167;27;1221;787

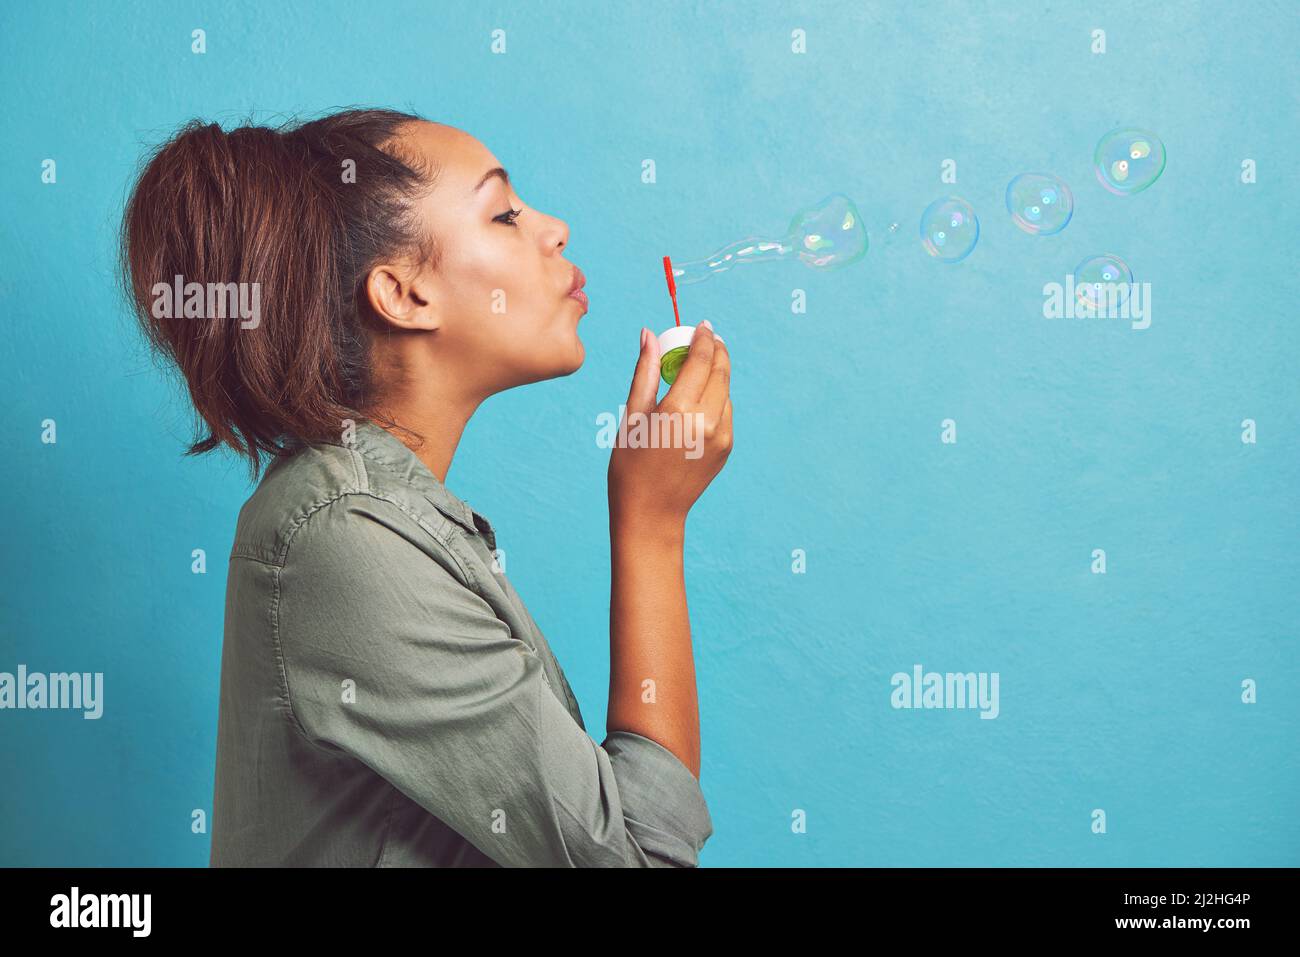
495;207;522;227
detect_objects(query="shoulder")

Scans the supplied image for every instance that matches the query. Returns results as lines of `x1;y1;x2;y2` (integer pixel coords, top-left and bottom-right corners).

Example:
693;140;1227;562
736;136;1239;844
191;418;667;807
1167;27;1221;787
229;440;457;568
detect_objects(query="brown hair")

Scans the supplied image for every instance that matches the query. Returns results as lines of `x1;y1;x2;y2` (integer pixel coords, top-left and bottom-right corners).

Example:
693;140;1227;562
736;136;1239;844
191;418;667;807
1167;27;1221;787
119;107;438;479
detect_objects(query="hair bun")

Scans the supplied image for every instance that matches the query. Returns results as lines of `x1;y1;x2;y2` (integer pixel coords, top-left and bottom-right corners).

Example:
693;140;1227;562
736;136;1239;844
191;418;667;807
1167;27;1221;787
120;108;434;478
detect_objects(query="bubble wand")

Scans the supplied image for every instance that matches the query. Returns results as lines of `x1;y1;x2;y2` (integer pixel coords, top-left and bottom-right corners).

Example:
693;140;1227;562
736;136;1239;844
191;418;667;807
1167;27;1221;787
657;255;695;385
662;255;681;326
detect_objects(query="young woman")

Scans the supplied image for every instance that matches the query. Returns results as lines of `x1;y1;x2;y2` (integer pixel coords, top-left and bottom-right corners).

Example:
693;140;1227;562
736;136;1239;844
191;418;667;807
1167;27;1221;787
119;108;733;867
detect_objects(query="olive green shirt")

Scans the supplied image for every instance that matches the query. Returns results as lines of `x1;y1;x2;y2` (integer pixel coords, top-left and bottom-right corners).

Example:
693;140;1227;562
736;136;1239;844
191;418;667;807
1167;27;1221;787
210;419;712;867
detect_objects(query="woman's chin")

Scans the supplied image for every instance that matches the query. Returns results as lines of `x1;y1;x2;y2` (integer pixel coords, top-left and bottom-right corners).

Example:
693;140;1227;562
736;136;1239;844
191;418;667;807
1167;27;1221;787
552;335;585;377
526;338;585;384
568;335;586;372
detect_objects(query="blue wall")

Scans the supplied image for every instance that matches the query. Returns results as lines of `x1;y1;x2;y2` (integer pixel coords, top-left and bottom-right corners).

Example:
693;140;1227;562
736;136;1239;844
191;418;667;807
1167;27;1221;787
2;0;1296;866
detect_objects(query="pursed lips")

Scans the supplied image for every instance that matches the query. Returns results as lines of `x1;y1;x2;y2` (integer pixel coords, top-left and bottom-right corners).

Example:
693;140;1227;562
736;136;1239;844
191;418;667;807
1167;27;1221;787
567;266;588;312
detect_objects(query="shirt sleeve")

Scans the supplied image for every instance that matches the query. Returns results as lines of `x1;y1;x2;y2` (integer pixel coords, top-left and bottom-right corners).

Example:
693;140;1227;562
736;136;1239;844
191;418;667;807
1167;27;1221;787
274;493;713;867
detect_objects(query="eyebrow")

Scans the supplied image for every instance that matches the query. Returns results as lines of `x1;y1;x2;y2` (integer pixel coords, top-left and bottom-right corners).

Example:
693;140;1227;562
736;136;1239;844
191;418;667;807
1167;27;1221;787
473;166;510;194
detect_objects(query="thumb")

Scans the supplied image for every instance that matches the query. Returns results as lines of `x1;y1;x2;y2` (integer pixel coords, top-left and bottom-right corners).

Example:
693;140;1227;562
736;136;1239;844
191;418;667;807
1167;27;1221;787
624;327;661;415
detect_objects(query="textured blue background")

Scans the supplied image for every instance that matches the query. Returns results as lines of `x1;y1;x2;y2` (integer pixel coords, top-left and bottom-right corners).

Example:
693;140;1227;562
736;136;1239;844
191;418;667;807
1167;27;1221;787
2;0;1297;866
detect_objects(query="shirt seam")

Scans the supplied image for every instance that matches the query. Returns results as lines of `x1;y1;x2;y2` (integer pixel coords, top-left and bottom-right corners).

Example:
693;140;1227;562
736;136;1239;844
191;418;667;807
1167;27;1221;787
347;445;370;494
270;490;474;755
374;785;400;867
256;486;461;568
277;487;381;564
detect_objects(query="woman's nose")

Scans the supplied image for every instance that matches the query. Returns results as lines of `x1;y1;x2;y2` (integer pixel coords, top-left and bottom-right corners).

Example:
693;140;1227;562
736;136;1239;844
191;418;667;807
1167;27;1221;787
542;212;569;252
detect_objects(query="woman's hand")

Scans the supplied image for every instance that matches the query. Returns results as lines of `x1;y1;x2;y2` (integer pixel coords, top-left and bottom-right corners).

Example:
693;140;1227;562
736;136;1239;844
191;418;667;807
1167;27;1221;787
607;321;733;536
606;321;729;779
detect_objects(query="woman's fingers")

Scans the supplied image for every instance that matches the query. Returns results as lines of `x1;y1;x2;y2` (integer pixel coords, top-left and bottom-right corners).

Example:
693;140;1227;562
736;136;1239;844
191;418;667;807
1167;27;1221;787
664;321;715;405
625;327;662;415
700;335;731;426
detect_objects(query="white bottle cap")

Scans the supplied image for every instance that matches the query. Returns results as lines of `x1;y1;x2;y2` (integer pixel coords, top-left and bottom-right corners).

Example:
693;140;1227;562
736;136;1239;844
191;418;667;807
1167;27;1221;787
657;324;696;354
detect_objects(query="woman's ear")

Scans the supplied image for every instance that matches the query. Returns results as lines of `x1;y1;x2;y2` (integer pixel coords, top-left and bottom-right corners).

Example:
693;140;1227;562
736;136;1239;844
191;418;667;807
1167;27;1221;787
365;261;440;332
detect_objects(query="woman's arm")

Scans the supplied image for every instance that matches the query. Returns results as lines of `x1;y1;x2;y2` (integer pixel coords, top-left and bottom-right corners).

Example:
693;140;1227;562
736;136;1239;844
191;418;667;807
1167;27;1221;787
607;323;733;779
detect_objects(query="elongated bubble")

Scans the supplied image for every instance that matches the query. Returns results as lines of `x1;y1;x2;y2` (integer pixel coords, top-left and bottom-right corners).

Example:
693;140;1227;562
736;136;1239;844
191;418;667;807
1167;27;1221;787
670;193;868;286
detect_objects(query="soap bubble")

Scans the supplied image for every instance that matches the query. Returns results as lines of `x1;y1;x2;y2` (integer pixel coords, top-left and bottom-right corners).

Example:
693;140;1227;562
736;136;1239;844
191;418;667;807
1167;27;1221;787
920;197;979;263
670;193;867;285
1094;128;1166;195
786;193;869;268
1006;173;1073;235
1074;254;1133;310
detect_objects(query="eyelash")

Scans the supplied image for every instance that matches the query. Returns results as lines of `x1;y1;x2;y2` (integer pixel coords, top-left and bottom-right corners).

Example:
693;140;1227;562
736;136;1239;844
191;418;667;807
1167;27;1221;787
495;207;522;227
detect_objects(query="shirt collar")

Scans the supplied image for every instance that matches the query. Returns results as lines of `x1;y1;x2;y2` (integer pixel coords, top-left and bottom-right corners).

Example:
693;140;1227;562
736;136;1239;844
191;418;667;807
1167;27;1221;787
345;419;496;547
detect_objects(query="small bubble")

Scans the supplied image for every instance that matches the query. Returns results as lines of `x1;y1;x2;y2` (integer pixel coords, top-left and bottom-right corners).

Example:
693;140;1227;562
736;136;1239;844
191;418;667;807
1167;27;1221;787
1006;173;1073;235
1095;128;1165;195
1074;253;1134;309
920;197;978;262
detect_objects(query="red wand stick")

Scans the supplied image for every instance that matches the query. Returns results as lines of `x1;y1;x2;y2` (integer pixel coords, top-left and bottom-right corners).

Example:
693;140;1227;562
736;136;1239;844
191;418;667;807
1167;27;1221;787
662;255;681;327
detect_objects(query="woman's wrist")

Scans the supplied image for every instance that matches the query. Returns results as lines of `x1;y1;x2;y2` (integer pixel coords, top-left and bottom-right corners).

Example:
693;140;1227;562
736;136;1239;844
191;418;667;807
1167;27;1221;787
609;499;686;547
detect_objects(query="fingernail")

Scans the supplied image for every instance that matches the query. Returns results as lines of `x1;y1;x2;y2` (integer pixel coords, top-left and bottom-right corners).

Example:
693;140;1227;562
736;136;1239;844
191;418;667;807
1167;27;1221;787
715;335;725;345
700;320;713;332
640;327;649;351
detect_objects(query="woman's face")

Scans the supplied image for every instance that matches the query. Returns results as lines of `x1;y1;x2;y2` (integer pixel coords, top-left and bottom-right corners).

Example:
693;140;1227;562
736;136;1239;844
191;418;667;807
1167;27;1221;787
387;120;587;395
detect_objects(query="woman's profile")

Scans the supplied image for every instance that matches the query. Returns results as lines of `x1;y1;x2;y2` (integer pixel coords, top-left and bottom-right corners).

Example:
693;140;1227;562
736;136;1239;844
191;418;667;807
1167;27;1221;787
118;108;733;867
